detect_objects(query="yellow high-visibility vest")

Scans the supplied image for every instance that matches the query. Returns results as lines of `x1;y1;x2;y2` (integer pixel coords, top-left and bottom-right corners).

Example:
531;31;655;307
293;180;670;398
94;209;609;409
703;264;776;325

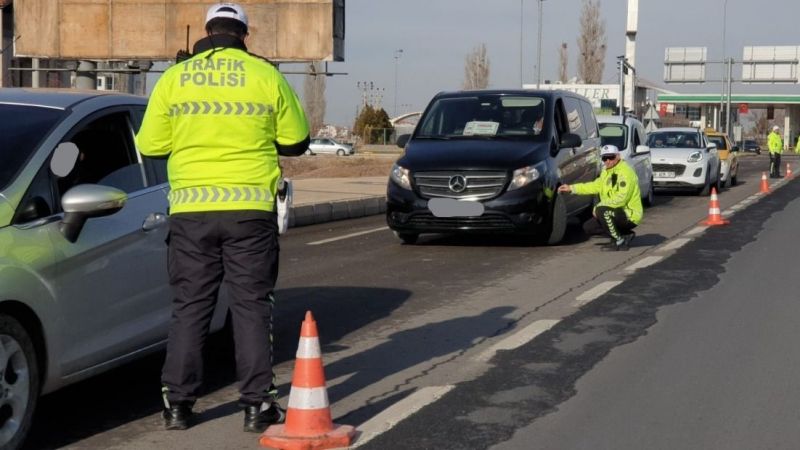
136;44;309;214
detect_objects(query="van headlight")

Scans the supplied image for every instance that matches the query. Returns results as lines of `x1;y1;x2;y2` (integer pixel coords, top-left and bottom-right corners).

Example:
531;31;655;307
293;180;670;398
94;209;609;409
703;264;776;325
687;151;703;163
390;164;412;190
508;165;542;191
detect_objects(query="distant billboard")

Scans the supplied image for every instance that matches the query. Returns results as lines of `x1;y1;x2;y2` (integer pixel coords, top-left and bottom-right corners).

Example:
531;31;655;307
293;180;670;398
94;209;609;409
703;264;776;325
741;46;799;83
525;83;619;108
663;47;707;83
13;0;345;62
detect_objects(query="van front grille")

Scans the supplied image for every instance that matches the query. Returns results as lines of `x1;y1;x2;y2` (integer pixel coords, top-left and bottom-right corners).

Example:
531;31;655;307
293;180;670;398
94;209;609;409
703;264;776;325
414;171;508;199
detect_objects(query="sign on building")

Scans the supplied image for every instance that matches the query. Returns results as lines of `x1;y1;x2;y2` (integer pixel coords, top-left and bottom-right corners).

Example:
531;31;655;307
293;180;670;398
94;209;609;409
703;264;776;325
526;83;619;108
13;0;345;62
663;47;707;83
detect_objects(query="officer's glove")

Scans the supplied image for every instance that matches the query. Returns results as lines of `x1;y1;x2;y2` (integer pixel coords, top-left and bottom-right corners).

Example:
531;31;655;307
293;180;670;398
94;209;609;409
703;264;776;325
176;50;193;62
276;178;293;235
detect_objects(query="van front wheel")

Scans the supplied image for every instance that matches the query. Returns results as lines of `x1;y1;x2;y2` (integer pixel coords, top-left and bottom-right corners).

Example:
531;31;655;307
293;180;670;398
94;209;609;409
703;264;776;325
543;195;567;245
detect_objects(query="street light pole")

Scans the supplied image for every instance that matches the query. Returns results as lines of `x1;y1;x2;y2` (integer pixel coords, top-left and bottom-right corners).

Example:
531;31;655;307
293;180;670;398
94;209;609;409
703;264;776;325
536;0;545;88
520;0;524;86
393;49;403;117
719;0;728;132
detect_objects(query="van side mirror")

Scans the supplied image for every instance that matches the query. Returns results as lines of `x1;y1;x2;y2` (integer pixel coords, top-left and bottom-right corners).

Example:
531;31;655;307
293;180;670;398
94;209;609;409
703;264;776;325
396;134;410;148
559;132;582;149
634;145;650;155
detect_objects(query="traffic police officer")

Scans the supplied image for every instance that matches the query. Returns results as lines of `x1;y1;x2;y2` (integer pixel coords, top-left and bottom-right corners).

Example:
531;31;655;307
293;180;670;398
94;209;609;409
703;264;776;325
768;125;783;178
135;2;309;432
558;144;643;251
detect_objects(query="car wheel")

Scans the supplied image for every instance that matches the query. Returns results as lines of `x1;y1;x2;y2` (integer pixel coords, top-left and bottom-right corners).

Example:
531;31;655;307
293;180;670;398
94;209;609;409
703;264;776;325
393;231;418;245
543;194;567;245
713;165;722;192
643;179;655;207
336;149;345;156
305;149;314;156
731;169;738;186
0;314;39;450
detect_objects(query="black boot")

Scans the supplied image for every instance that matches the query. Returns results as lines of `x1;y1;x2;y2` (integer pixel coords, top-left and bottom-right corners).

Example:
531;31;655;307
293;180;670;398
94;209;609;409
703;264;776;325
243;402;286;433
162;403;194;430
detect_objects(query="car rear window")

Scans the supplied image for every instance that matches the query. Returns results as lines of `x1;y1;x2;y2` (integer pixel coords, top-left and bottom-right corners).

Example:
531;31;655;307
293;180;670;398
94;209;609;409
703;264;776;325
0;104;66;191
416;94;547;140
707;136;728;150
599;123;627;150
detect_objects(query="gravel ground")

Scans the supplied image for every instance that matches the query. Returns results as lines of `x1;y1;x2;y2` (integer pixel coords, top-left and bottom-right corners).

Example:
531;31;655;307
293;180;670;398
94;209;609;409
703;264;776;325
280;154;395;179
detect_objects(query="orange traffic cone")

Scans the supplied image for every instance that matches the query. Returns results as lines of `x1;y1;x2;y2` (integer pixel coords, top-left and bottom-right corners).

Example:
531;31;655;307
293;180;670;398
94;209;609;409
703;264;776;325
260;311;355;450
701;188;729;226
787;163;793;179
759;172;771;194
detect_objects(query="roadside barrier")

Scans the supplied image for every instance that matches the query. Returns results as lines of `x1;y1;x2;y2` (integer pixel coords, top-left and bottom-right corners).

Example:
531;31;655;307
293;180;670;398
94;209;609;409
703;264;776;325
787;163;793;179
701;187;729;226
260;311;355;450
760;172;771;194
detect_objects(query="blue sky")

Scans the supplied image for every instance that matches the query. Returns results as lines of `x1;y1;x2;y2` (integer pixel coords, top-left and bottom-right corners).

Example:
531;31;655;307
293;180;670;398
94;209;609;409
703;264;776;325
279;0;799;127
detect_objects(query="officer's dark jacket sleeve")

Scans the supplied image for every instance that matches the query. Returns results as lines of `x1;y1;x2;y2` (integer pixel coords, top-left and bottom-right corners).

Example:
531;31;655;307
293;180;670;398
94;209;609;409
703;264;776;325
276;136;310;156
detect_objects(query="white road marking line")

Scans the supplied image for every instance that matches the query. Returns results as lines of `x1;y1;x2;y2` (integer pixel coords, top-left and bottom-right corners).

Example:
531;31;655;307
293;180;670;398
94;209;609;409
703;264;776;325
624;255;664;273
722;210;734;217
686;226;706;236
748;194;760;201
474;319;560;362
307;226;389;245
352;385;455;448
660;237;691;252
573;280;623;307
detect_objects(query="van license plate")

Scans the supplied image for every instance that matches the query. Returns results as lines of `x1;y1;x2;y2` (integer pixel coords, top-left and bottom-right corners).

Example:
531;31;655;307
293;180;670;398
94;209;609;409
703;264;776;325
428;198;484;218
654;171;675;178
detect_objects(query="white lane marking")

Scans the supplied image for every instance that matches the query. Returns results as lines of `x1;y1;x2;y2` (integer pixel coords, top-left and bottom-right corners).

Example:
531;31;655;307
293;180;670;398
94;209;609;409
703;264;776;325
474;320;560;362
624;255;664;273
352;385;455;448
722;209;734;217
686;226;706;236
748;194;760;201
660;238;691;252
573;280;623;307
307;226;389;245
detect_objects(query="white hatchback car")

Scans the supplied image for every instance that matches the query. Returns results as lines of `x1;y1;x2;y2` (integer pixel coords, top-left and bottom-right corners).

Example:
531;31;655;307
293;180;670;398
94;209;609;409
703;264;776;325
646;127;721;196
307;137;354;156
597;115;654;206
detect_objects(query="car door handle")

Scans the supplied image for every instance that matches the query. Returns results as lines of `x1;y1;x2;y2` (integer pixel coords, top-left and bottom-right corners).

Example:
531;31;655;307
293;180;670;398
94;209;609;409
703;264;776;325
142;212;168;231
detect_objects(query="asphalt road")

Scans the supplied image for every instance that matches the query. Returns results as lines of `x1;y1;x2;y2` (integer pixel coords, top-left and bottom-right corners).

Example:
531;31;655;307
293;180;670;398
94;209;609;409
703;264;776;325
22;154;790;449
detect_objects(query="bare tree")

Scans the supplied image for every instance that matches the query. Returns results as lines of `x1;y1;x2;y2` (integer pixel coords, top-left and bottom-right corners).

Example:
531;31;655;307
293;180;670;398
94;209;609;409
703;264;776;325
463;43;490;90
559;43;568;83
303;61;326;136
577;0;607;84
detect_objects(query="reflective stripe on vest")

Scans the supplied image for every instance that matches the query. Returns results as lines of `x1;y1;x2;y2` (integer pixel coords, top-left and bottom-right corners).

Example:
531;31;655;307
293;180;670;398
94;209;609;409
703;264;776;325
168;186;272;205
168;101;274;117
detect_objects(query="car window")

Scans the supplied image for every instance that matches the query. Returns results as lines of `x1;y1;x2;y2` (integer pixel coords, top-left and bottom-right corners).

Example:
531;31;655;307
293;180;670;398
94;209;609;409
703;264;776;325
563;97;588;140
132;106;169;185
579;100;598;138
416;94;547;140
599;123;627;150
57;111;146;196
12;163;56;224
646;131;701;148
633;125;643;148
0;104;66;191
708;136;728;150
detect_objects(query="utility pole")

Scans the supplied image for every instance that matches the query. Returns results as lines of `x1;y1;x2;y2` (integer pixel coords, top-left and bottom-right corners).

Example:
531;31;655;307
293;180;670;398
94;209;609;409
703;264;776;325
536;0;545;88
393;49;403;117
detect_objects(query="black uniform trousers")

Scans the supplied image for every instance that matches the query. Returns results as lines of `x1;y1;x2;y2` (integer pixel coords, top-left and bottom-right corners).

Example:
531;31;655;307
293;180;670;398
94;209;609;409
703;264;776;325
769;152;782;177
162;210;279;407
583;206;637;241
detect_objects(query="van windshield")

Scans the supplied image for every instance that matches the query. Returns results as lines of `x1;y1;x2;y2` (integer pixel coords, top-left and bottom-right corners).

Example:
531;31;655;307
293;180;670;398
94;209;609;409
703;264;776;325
416;95;547;140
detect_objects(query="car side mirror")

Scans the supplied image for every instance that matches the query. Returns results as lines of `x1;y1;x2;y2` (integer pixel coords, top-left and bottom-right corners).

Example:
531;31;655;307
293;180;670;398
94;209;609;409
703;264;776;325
634;145;650;155
396;134;410;148
559;132;582;149
59;184;127;243
706;144;717;151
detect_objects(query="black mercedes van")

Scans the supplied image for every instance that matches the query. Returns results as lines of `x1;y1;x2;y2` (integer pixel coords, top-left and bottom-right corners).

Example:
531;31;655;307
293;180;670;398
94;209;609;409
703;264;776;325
386;89;601;245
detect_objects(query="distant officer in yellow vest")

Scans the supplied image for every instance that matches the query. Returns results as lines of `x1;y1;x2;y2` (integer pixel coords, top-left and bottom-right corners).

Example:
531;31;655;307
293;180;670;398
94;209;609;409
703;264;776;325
768;125;783;178
136;2;309;433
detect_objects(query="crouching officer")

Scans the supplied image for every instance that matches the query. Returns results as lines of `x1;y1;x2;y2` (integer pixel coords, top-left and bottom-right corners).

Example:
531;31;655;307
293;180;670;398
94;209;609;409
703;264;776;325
135;2;310;433
558;144;643;251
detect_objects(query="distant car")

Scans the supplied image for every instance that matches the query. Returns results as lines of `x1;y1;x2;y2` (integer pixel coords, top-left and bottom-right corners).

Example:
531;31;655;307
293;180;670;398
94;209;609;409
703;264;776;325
307;137;354;156
705;129;740;188
597;115;654;206
646;127;721;195
0;89;228;449
742;139;761;155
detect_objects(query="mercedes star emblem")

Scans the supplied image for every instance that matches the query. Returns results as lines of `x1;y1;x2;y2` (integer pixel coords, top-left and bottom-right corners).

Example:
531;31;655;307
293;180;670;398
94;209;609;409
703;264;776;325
448;175;467;193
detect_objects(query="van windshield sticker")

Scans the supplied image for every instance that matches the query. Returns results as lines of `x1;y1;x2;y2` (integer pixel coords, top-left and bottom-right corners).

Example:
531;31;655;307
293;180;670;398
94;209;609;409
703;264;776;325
463;121;499;136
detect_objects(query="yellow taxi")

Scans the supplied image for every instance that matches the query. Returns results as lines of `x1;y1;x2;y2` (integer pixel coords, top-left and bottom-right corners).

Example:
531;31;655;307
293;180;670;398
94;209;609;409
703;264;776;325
705;128;740;187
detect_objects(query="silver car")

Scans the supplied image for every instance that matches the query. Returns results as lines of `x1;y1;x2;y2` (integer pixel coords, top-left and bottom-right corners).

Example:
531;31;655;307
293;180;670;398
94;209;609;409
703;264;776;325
307;137;354;156
597;115;655;206
0;89;227;449
646;127;721;196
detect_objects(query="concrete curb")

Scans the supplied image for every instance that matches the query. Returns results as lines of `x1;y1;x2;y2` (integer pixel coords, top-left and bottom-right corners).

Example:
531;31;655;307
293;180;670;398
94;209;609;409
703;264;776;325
289;196;387;228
